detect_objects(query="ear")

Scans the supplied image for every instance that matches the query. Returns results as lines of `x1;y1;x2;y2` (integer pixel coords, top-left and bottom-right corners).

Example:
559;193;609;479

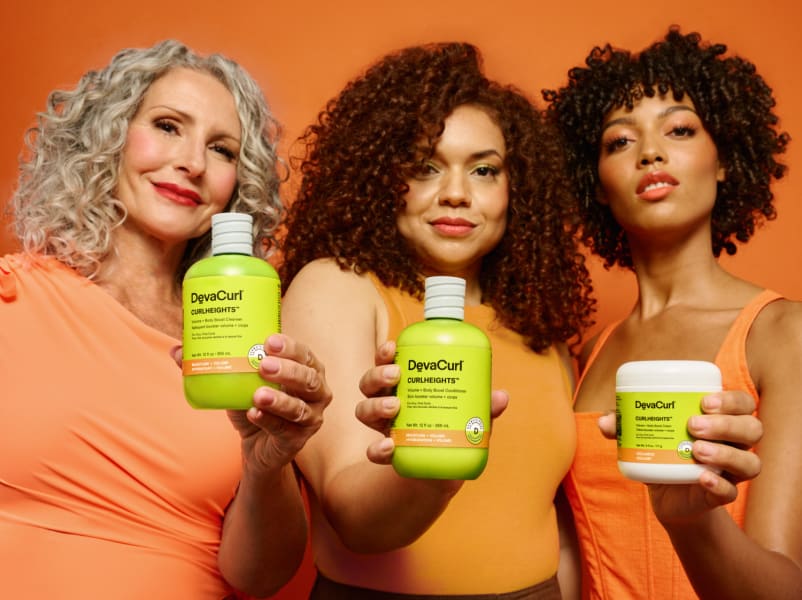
716;161;726;183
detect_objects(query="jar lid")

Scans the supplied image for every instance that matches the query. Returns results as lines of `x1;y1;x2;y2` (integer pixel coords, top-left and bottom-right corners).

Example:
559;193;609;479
616;360;721;390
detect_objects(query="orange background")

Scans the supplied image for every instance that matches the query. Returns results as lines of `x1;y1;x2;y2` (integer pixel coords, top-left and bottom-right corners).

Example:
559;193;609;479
1;1;800;597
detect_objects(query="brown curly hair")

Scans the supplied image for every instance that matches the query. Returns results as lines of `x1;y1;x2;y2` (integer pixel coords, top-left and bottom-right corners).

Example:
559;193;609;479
542;26;790;270
280;42;594;352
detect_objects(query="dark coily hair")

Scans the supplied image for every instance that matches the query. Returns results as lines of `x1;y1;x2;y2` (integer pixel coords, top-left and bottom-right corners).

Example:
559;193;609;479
280;42;594;352
543;26;790;269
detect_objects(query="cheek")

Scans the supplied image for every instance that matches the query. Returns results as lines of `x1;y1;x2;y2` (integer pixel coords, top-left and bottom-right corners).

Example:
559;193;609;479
208;165;239;208
121;127;164;174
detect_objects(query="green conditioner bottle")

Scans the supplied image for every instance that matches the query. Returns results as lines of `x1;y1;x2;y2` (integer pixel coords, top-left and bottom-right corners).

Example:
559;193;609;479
182;212;281;409
391;276;492;479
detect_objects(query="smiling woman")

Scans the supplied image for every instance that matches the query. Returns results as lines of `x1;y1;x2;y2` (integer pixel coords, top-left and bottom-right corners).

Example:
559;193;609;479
273;41;595;599
0;40;332;599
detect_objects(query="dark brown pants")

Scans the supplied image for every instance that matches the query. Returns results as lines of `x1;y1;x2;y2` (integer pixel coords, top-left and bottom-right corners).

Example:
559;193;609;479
309;573;562;600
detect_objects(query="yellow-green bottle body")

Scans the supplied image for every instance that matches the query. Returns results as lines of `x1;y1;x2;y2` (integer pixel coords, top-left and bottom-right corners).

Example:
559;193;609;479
182;254;280;409
391;318;491;479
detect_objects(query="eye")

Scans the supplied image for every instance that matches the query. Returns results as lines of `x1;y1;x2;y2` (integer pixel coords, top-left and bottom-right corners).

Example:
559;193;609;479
669;125;697;138
154;119;179;134
211;143;237;162
603;136;632;154
412;161;440;180
472;164;500;178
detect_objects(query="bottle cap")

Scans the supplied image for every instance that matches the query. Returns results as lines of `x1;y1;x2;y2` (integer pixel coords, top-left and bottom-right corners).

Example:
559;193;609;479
211;213;253;256
424;276;466;320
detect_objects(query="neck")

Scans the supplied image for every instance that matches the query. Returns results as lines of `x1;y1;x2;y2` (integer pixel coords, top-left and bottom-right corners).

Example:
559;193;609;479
95;229;187;338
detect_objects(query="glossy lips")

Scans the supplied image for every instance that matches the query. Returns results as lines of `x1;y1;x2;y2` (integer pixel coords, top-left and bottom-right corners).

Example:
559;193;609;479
636;171;679;201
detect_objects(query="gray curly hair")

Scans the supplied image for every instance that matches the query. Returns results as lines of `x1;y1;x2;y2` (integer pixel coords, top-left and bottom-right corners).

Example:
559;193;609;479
11;40;284;280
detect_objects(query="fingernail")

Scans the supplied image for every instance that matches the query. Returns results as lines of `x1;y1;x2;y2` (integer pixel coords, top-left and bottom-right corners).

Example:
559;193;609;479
688;415;709;435
383;364;400;381
693;440;714;459
382;397;399;410
262;356;280;374
267;335;284;352
702;393;722;411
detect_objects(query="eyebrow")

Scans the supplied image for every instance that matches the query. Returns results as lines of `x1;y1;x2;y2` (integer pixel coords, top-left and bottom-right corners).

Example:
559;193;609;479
432;149;504;162
601;105;698;134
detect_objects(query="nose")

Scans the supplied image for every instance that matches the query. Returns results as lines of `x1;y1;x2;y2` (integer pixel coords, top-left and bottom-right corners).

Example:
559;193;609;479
438;170;470;207
176;138;206;177
639;134;665;166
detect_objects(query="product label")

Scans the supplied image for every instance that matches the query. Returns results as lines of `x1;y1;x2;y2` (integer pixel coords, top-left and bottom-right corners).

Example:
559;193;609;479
391;345;490;449
182;275;280;376
616;391;704;464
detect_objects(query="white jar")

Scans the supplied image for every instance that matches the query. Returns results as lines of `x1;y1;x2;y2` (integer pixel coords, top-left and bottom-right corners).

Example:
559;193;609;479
616;360;722;484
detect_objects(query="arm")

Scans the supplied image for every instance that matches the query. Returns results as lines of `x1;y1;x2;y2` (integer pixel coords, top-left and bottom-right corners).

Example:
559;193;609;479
285;260;463;553
216;334;331;597
658;300;802;598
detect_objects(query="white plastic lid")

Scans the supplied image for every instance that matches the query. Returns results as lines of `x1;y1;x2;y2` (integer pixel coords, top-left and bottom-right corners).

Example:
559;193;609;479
211;212;253;256
424;276;466;320
616;360;722;391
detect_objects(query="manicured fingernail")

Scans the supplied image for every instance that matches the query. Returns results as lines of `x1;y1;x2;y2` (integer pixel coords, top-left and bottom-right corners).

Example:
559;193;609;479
383;364;400;380
262;356;280;374
267;335;284;352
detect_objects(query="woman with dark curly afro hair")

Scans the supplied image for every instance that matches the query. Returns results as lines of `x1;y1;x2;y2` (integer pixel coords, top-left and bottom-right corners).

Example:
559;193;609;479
544;26;802;599
279;42;594;598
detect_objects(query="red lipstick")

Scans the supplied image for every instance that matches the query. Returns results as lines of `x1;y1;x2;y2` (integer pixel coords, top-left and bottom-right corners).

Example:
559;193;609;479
153;182;202;206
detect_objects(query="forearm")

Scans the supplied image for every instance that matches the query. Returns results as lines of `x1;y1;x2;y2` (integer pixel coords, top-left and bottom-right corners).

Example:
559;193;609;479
665;508;802;599
322;461;462;553
218;463;307;597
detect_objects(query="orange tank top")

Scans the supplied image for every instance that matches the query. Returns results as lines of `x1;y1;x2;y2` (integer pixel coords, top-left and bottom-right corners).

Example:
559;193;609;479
566;289;781;600
312;277;576;595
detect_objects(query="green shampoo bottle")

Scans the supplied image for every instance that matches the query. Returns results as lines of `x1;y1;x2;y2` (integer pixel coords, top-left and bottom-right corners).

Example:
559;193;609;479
391;276;492;479
182;212;281;409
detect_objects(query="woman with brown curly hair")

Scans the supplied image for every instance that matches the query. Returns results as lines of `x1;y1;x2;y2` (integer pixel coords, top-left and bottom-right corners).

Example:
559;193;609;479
280;42;594;598
544;27;802;598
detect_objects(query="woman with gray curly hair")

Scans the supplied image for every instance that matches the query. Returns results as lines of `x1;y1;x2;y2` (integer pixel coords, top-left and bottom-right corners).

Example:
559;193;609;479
0;40;330;598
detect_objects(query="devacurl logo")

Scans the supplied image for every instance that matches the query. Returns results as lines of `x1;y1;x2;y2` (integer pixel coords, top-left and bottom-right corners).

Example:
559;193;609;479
247;344;265;369
465;417;485;445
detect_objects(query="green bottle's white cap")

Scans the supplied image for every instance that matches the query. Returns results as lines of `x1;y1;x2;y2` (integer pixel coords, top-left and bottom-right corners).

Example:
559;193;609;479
211;212;253;255
424;276;466;320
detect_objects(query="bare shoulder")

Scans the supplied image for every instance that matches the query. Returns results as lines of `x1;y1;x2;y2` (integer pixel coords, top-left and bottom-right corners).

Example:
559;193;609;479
747;297;802;395
749;297;802;353
283;258;379;308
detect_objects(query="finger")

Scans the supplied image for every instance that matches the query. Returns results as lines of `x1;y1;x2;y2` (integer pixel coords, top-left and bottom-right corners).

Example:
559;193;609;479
251;385;324;430
490;390;509;419
170;345;183;368
374;340;396;367
259;352;331;404
696;468;740;507
691;439;762;484
355;396;400;432
365;437;395;465
701;390;757;416
687;413;763;448
359;363;401;398
598;411;616;439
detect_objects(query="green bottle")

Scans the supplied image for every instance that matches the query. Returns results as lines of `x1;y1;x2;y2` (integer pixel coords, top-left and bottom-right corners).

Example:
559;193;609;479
391;276;492;479
182;212;281;409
